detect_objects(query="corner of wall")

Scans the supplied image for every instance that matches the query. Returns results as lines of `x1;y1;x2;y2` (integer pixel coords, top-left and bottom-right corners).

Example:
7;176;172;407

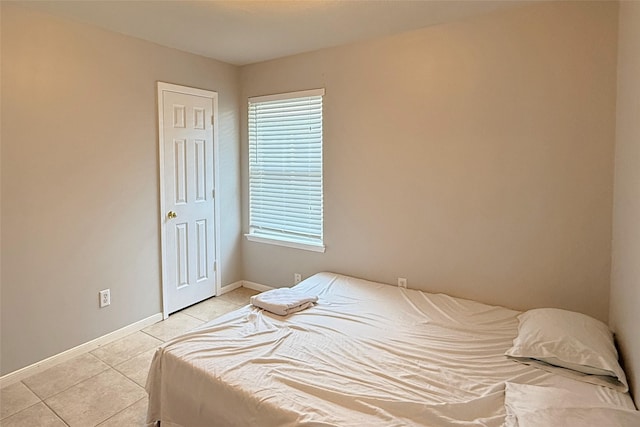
610;0;640;403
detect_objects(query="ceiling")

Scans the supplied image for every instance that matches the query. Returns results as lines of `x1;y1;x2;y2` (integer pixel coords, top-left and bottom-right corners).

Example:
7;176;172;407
17;1;528;66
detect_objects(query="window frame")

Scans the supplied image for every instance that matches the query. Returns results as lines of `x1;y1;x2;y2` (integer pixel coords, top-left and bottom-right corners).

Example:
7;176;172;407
245;88;326;253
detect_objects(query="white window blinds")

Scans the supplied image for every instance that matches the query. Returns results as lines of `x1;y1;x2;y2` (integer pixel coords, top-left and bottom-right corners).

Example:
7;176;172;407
247;89;325;251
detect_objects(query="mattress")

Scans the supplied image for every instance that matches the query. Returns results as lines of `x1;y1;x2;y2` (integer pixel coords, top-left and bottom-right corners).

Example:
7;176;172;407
146;272;634;426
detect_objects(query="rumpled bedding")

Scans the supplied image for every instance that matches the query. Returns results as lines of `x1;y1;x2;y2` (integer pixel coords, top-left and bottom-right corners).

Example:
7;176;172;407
146;272;634;427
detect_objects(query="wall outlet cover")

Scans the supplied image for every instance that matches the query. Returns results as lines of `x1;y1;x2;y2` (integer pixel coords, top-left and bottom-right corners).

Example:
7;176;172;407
99;289;111;308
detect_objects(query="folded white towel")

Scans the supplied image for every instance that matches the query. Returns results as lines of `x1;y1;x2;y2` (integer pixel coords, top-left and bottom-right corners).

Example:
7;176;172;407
250;288;318;316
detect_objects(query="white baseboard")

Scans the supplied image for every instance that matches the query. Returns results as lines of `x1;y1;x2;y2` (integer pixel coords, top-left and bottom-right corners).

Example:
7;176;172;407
242;280;275;292
0;312;163;388
218;280;243;295
1;279;273;388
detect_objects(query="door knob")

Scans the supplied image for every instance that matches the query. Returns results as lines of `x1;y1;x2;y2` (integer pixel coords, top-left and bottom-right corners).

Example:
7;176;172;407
167;211;177;219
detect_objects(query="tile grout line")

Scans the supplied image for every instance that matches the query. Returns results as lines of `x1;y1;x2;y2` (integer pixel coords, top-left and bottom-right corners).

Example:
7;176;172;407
140;330;164;343
2;387;70;427
3;291;253;426
94;396;146;427
23;338;158;404
23;354;111;403
90;342;160;369
0;396;41;423
41;398;71;427
18;380;43;402
92;374;147;426
44;368;146;427
111;354;155;387
179;311;205;322
41;366;110;402
32;359;144;409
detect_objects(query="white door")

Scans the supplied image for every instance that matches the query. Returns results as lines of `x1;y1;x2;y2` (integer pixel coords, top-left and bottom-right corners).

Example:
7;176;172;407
158;82;219;316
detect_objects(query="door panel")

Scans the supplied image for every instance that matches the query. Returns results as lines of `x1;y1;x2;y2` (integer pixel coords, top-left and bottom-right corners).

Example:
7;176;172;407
160;86;217;315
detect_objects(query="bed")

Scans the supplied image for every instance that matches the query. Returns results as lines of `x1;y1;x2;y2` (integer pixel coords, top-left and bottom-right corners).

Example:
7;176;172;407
146;272;638;426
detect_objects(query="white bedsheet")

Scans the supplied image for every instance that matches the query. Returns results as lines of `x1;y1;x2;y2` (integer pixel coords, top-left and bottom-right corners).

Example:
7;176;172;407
146;273;634;426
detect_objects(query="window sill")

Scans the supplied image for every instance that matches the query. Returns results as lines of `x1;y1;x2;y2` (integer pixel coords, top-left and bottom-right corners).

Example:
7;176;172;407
245;234;326;253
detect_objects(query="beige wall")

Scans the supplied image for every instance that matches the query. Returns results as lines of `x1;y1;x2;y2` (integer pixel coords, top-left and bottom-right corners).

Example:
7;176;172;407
1;0;630;382
0;4;241;375
240;1;619;321
610;0;640;402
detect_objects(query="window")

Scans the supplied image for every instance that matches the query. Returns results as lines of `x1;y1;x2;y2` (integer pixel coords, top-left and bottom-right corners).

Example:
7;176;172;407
246;88;325;252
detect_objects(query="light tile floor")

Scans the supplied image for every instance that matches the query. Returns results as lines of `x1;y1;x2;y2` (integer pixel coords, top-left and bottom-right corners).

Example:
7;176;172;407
0;287;258;427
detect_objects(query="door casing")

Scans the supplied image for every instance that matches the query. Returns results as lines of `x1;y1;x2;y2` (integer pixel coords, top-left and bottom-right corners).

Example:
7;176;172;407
157;82;221;319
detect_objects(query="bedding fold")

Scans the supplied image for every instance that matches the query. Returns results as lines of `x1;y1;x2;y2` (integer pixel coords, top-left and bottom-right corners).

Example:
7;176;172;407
147;272;636;427
250;288;318;316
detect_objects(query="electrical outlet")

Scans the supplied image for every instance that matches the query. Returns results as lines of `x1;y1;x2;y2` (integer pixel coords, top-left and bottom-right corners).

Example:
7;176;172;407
397;278;407;288
99;289;111;308
294;273;302;285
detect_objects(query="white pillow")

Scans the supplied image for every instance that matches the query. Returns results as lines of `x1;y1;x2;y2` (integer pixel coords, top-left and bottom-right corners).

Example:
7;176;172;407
504;383;640;427
505;308;628;391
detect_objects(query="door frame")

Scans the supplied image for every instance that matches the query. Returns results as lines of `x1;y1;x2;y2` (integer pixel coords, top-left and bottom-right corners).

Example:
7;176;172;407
157;81;221;319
